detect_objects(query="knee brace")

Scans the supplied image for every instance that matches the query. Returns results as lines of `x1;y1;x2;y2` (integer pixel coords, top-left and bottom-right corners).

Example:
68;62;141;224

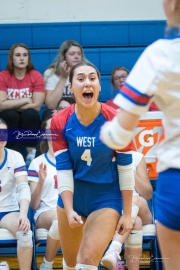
76;264;97;270
48;220;60;240
63;258;75;270
16;230;32;249
131;204;139;224
125;230;143;249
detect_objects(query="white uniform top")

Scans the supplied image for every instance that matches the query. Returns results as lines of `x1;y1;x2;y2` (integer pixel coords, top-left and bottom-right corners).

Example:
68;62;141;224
132;151;143;196
114;32;180;172
0;148;27;212
44;69;71;97
28;153;58;222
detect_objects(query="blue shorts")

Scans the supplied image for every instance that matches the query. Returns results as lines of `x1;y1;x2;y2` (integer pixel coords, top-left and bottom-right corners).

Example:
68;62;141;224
0;210;20;221
155;168;180;230
57;179;123;217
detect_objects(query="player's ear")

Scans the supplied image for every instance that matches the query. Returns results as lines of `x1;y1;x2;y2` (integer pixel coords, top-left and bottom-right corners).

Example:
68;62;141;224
68;83;73;94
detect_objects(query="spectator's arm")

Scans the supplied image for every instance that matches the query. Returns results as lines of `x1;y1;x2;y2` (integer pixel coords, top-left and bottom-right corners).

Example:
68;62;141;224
45;77;67;109
18;92;45;111
0;90;31;111
134;157;153;200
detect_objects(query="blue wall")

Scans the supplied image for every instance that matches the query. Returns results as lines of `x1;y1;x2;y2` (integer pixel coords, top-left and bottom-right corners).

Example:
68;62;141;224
0;20;166;101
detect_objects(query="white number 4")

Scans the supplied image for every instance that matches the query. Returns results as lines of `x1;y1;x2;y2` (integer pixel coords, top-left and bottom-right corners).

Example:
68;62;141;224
81;149;92;166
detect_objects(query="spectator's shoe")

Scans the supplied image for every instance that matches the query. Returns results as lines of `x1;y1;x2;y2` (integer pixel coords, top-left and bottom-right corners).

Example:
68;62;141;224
101;251;121;270
39;261;53;270
0;262;9;270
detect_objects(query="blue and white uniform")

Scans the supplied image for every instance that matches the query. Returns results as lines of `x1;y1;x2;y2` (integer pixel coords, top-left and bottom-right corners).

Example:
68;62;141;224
113;28;180;230
51;103;132;217
0;148;27;219
28;153;58;222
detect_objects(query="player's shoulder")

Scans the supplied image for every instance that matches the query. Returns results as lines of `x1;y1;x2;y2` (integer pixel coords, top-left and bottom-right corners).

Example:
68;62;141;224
51;104;75;128
101;102;118;121
6;148;24;159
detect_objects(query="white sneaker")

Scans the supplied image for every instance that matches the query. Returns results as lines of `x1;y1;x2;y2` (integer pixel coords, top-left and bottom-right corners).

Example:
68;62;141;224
39;262;53;270
101;251;121;270
0;262;9;270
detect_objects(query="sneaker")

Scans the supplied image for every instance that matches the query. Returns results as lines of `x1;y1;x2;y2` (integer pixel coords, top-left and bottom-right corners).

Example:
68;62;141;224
0;262;9;270
101;251;121;270
39;262;53;270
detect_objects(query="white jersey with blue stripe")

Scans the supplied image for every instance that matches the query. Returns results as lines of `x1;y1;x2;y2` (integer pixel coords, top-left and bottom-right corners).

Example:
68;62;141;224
51;103;132;185
114;31;180;172
28;153;58;221
0;148;27;212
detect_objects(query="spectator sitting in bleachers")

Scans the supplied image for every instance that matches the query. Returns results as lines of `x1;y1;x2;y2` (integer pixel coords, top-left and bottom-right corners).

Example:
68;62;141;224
106;66;159;111
101;151;153;270
44;40;87;109
28;115;60;270
0;43;45;161
0;118;32;270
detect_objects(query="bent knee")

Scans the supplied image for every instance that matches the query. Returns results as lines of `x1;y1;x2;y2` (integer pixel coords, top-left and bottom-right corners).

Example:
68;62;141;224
16;230;32;249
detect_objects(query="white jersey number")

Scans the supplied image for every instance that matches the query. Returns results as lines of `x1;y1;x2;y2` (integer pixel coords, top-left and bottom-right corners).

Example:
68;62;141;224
81;149;92;166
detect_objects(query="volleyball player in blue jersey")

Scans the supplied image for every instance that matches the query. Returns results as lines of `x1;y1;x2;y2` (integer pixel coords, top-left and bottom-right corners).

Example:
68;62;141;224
51;62;134;270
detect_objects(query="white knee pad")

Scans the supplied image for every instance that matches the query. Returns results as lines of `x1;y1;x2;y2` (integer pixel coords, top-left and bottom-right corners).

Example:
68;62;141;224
131;204;139;224
62;258;75;270
76;264;97;270
16;230;32;249
125;230;143;249
48;220;60;240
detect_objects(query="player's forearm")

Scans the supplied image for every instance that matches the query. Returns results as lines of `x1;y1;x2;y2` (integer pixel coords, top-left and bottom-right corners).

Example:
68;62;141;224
61;190;74;214
30;183;44;210
121;190;133;216
19;198;29;216
134;174;152;200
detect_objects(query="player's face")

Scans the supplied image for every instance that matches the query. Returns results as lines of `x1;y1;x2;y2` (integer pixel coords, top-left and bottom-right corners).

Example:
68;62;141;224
65;46;82;68
13;46;29;70
69;65;101;108
0;123;7;148
113;70;128;90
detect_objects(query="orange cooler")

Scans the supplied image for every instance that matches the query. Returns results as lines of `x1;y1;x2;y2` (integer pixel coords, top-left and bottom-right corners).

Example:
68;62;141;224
132;111;163;179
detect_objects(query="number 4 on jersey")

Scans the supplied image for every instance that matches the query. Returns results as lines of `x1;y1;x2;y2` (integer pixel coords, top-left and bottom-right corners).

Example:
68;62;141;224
81;149;92;166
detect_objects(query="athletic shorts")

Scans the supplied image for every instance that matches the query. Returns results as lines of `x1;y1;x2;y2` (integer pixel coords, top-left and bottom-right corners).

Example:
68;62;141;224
0;210;20;221
155;168;180;230
57;179;123;217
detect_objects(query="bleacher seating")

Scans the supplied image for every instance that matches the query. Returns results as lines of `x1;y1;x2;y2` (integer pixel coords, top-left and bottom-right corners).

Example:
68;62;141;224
0;20;166;102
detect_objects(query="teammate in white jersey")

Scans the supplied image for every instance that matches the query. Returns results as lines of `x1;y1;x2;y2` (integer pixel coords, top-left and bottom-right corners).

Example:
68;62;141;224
0;118;32;270
100;1;180;269
28;116;60;270
101;151;152;270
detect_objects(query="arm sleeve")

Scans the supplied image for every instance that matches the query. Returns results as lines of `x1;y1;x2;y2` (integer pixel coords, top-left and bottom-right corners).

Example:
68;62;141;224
28;159;39;182
14;152;27;177
44;70;59;91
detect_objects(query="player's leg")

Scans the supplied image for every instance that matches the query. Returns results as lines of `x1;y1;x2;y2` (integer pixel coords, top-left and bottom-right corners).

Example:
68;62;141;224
125;216;143;270
156;222;180;270
36;210;61;270
57;206;84;269
133;196;152;225
76;207;120;269
0;212;32;270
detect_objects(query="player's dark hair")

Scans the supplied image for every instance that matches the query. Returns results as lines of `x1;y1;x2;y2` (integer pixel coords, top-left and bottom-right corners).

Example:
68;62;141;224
40;116;52;154
0;118;8;128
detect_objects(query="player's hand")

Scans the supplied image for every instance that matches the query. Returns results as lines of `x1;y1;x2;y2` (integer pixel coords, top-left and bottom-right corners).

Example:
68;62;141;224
115;214;133;235
100;117;124;149
59;61;71;80
38;163;47;185
67;209;84;228
17;215;31;232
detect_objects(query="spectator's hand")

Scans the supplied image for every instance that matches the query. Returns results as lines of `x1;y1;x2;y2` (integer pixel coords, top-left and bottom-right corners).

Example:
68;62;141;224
38;163;47;185
17;215;31;232
59;61;71;80
67;209;83;228
115;214;133;235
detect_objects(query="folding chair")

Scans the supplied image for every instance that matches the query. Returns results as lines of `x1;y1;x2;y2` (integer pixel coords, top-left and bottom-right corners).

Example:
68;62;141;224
0;229;17;269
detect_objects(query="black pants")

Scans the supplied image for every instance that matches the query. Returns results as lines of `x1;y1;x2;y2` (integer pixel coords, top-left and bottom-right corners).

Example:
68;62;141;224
0;108;41;160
